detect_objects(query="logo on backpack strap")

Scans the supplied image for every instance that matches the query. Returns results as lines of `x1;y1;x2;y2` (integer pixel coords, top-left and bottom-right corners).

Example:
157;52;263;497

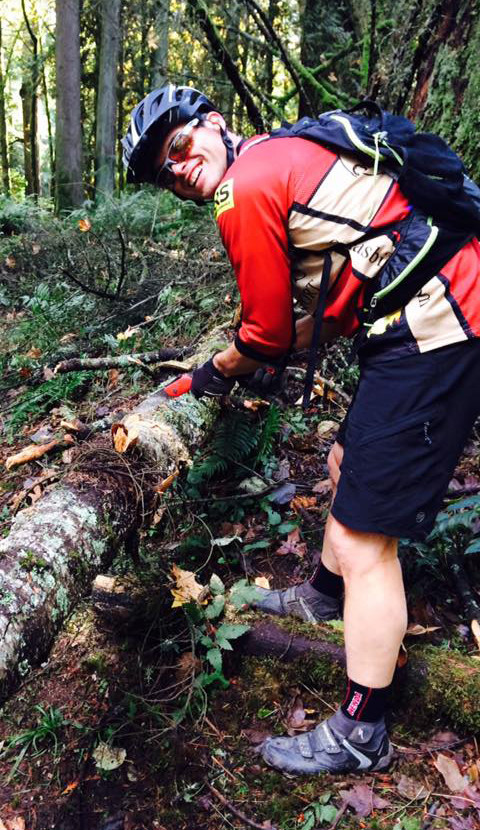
214;178;235;220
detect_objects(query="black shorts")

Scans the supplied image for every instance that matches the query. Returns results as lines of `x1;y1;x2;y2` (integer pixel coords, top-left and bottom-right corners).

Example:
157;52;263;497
332;339;480;540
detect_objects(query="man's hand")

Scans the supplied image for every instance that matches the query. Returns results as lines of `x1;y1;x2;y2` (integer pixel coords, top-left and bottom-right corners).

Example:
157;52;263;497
237;356;288;395
191;357;235;399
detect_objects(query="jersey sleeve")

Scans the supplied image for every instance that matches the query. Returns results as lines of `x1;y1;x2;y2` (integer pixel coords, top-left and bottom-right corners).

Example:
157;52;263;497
215;150;294;360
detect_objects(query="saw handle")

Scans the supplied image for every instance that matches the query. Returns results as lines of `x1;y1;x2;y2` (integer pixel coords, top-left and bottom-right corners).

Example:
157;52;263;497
162;374;193;398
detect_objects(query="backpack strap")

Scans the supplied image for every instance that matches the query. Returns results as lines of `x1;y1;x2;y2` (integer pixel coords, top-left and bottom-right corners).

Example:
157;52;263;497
302;252;332;410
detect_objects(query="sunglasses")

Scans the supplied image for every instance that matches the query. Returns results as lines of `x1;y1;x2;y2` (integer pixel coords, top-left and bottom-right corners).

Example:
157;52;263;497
154;118;201;188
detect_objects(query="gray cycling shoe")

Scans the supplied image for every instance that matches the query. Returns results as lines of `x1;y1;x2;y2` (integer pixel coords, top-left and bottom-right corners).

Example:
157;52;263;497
251;581;341;623
261;708;393;775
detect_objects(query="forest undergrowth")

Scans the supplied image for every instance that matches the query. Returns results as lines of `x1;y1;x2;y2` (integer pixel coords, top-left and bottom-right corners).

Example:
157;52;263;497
0;194;480;830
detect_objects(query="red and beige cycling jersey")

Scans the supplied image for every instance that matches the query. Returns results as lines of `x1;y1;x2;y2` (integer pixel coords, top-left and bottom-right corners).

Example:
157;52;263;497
214;134;480;361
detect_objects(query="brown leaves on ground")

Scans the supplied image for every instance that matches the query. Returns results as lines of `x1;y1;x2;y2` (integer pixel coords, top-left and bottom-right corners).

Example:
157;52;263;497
339;783;391;816
170;564;207;608
0;818;26;830
275;527;307;557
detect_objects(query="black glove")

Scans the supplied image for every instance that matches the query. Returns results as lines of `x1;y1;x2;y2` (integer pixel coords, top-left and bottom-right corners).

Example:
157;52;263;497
191;357;235;399
236;356;288;395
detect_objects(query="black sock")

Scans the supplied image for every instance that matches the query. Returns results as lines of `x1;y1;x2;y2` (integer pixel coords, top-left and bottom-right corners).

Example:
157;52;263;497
341;678;391;723
309;560;343;599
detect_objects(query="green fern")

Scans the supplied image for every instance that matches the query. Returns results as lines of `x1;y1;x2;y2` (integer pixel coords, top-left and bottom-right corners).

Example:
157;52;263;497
256;404;282;464
188;411;260;484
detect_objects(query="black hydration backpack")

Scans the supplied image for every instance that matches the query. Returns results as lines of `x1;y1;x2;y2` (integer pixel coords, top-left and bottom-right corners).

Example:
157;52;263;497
270;101;480;406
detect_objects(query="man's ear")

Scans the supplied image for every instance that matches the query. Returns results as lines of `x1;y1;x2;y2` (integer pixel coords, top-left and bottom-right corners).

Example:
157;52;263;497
204;111;226;131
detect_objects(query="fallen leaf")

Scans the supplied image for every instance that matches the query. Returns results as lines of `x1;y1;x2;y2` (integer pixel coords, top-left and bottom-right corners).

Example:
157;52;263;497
108;368;120;388
78;218;91;232
317;420;337;438
28;484;43;505
406;623;441;636
396;774;428;800
170;564;207;607
175;652;202;683
290;495;316;511
32;242;41;255
116;325;138;341
62;448;74;464
59;332;77;343
60;419;84;433
339;783;391;816
92;742;126;770
254;576;270;590
61;779;79;795
471;619;480;650
450;785;480;811
312;478;332;495
243;398;269;411
155;471;179;493
434;753;467;792
242;727;271;745
19;366;32;378
5;440;60;470
5;254;16;269
269;482;296;504
276;528;307;557
427;730;459;748
449;816;477;830
43;366;55;381
26;347;42;359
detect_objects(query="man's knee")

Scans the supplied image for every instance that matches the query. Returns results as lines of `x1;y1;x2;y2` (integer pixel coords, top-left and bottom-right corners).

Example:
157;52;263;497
327;515;398;578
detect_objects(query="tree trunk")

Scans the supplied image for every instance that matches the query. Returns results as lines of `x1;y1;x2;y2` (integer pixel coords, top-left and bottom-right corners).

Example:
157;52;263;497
55;0;84;212
151;0;169;88
95;0;121;200
21;0;40;198
0;329;225;704
0;19;10;195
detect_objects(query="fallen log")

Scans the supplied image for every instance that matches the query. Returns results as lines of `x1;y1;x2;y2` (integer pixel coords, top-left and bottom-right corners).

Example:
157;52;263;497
89;576;480;734
0;327;229;703
238;617;480;734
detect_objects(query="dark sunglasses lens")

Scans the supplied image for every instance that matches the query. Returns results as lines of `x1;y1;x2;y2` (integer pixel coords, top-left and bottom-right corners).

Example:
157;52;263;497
168;130;193;163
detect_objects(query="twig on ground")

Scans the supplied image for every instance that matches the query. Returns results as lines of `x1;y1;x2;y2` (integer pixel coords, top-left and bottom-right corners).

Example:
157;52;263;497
53;349;184;375
205;780;278;830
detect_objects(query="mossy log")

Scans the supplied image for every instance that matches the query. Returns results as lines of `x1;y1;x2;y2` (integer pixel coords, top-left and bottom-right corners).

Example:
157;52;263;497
0;327;229;704
238;616;480;734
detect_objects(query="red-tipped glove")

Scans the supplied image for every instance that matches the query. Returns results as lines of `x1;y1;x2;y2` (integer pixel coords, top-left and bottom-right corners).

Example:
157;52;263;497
236;356;288;395
191;357;235;399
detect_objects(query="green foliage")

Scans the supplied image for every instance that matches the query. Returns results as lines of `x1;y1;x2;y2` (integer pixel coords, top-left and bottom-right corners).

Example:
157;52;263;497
298;793;338;829
256;404;282;464
188;410;261;484
6;371;92;438
1;705;68;782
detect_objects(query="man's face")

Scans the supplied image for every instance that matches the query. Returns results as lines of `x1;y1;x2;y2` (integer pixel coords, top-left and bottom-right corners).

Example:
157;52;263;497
155;113;228;201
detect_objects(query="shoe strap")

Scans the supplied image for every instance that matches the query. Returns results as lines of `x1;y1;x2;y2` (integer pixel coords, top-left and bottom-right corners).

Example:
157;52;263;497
297;721;342;758
283;586;319;623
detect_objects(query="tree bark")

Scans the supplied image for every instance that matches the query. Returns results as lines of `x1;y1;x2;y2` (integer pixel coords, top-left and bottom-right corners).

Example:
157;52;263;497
151;0;169;88
0;19;10;195
95;0;121;200
20;0;40;198
55;0;84;212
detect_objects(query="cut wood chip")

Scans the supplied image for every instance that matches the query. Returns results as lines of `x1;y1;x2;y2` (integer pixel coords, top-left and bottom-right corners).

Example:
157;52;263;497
433;753;467;792
5;440;60;470
406;623;441;636
471;619;480;650
112;422;139;453
155;471;179;494
254;576;270;590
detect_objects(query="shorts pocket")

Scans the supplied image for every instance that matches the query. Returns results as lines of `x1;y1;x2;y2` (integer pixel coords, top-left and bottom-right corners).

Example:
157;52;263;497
344;406;444;496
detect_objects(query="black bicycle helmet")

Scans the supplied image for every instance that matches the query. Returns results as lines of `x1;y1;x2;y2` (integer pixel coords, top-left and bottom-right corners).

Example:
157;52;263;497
122;84;234;185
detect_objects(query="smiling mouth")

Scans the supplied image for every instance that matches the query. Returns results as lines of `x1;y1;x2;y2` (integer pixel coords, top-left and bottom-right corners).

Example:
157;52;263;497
190;163;202;188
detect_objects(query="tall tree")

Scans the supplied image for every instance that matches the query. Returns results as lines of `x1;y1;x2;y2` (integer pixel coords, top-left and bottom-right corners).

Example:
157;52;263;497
0;19;10;195
95;0;121;199
55;0;84;212
151;0;169;88
20;0;40;197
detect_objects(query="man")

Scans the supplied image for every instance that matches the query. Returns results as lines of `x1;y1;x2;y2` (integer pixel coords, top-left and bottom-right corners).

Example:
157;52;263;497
123;84;480;775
